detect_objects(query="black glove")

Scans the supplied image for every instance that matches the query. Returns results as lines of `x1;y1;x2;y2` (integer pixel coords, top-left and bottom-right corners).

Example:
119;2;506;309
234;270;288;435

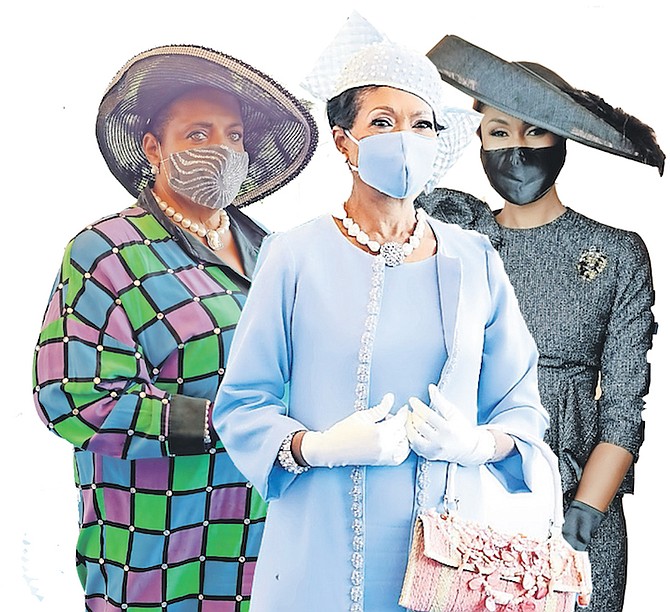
562;499;606;551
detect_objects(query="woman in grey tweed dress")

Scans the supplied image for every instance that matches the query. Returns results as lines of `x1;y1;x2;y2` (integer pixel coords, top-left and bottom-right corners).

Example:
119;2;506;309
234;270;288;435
419;35;665;611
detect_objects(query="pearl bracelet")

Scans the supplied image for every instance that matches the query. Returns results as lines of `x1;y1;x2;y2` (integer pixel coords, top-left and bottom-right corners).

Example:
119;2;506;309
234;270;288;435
278;431;310;474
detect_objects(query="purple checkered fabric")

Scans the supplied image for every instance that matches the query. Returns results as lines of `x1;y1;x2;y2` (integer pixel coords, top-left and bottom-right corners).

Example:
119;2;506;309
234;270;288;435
33;190;267;611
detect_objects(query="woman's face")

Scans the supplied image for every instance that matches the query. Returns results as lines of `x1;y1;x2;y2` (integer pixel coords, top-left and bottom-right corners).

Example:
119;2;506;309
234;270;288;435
143;88;245;167
335;86;436;164
479;105;558;150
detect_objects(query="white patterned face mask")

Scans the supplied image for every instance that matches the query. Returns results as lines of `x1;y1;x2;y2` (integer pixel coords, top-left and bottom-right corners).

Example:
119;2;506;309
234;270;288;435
161;144;249;209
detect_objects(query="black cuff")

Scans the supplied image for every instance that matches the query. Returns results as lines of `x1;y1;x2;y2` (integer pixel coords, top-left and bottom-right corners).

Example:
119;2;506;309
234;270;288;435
562;500;606;551
167;394;219;455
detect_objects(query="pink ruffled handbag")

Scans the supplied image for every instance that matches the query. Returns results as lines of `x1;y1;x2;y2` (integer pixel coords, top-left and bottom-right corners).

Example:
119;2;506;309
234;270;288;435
399;435;592;612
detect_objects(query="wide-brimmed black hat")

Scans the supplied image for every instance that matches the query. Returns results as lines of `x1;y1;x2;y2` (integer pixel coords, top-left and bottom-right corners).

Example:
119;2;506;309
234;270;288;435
97;44;319;206
427;35;665;175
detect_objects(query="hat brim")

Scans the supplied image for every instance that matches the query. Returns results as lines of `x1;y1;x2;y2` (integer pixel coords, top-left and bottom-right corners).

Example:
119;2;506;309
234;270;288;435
97;45;318;205
429;108;481;191
427;35;665;174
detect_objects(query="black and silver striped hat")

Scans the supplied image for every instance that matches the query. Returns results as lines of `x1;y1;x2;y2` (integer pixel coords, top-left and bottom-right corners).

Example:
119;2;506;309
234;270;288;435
96;44;319;206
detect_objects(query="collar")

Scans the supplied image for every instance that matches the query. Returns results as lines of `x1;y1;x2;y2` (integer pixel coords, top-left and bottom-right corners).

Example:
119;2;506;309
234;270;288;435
137;187;268;288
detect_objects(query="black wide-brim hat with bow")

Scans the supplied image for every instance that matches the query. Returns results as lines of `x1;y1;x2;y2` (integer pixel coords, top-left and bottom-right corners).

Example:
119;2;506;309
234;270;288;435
97;44;319;206
427;35;665;176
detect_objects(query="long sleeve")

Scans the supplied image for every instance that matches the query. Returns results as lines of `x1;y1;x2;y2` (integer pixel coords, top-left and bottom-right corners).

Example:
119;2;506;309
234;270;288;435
212;233;304;500
32;214;225;459
477;239;549;491
34;236;169;458
598;231;654;458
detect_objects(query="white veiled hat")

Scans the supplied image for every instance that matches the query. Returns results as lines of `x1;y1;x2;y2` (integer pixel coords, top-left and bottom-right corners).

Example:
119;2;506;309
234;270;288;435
302;12;481;191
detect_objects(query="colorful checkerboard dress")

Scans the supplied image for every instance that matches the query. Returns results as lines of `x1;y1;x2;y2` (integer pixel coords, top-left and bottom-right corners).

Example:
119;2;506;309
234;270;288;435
33;189;267;612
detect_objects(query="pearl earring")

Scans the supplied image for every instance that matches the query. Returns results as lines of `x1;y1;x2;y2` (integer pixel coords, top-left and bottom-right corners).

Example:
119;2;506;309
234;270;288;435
150;164;159;176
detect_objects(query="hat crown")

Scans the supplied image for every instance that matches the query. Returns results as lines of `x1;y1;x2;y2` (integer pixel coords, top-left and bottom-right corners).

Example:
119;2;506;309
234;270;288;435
516;61;573;92
333;42;446;122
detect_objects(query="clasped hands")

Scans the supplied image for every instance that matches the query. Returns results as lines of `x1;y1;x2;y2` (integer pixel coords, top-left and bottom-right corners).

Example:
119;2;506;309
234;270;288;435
300;384;495;468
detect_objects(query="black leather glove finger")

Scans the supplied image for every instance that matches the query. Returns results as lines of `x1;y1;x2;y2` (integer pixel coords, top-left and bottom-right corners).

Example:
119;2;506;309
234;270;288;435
562;499;606;551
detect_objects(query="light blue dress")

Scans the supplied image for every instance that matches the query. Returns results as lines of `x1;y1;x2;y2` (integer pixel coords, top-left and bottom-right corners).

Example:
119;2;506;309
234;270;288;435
213;214;549;611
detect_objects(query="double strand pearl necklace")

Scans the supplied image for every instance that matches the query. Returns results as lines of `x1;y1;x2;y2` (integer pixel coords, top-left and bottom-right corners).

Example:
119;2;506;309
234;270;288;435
340;206;428;267
153;192;230;250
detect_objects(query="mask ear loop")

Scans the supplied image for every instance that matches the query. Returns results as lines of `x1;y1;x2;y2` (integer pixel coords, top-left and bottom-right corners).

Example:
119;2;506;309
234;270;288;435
155;141;176;186
157;142;168;172
340;128;360;172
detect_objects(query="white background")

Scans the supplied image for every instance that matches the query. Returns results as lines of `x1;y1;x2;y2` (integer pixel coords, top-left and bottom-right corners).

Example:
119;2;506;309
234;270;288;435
2;1;667;609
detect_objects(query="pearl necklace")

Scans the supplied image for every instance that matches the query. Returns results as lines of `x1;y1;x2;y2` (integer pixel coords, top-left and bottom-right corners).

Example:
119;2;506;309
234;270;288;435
340;206;428;267
153;192;230;250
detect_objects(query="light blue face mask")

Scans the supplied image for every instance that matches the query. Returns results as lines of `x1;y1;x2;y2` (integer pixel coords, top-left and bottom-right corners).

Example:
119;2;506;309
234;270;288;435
345;130;438;199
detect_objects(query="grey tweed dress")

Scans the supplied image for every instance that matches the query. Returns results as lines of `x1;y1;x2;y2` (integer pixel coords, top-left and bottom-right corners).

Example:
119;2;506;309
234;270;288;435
418;188;655;612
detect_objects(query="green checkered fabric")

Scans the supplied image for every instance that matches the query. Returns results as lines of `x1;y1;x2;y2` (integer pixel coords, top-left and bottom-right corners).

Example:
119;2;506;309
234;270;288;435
33;191;267;611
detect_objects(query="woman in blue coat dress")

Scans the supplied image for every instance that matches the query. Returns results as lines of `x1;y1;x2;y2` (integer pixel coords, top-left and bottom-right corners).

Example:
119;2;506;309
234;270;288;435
213;15;551;612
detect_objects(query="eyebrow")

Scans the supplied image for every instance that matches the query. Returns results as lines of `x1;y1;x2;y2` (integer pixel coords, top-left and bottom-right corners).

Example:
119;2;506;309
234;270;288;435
485;116;542;131
484;117;512;126
367;106;433;118
182;120;244;130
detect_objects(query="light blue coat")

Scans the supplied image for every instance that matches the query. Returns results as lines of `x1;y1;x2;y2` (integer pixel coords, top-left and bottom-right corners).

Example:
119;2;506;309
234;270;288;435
213;215;549;611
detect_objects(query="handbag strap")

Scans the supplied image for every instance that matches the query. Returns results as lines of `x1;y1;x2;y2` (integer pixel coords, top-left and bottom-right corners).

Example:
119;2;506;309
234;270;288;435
444;430;565;530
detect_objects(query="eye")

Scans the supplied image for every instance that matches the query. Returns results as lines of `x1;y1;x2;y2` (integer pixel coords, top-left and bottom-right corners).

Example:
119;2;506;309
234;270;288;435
413;119;435;131
187;130;208;142
488;128;509;138
229;131;244;143
527;126;549;137
370;117;393;129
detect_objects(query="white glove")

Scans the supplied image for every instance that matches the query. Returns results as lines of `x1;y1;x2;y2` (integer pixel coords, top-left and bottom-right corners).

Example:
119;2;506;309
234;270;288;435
406;384;495;465
301;394;410;468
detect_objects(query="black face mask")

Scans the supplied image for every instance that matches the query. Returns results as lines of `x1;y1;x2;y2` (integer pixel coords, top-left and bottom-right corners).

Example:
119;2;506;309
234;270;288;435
480;140;567;205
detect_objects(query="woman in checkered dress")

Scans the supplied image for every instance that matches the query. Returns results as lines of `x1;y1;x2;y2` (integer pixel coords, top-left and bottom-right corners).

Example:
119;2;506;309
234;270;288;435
32;44;317;612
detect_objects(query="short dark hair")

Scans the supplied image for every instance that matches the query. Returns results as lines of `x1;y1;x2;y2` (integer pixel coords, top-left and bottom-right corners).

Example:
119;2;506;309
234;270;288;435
326;86;378;129
145;101;176;142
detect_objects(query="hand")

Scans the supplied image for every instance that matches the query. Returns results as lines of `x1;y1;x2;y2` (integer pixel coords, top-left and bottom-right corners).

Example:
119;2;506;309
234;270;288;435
562;499;606;551
300;394;410;468
406;384;495;465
